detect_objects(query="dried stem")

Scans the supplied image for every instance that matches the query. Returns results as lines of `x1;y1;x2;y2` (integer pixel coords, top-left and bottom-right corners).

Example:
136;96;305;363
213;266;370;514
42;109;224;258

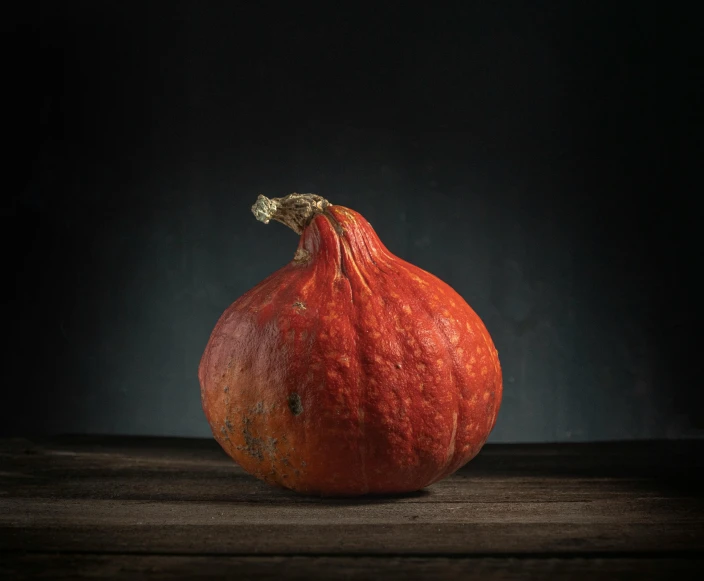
251;193;331;234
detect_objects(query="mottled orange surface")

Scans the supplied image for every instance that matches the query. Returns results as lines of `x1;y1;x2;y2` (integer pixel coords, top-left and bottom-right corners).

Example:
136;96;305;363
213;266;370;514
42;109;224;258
198;205;502;495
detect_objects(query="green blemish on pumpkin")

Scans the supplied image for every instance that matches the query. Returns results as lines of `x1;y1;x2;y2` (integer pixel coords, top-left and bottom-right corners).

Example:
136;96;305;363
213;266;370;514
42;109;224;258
242;418;264;461
288;393;303;416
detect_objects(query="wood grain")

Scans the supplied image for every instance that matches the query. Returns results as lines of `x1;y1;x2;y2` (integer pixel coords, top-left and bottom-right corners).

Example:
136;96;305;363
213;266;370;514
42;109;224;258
1;436;702;578
4;522;703;555
1;554;702;581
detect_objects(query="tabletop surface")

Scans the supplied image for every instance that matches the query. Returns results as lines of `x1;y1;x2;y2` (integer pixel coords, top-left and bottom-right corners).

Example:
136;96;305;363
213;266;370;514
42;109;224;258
1;435;702;580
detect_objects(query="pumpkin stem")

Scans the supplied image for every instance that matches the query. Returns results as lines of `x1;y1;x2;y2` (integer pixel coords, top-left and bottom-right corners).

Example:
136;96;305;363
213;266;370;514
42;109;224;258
251;193;331;235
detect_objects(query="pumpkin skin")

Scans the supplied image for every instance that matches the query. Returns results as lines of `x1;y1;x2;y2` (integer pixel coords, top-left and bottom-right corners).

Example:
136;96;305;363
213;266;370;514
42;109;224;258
198;194;502;496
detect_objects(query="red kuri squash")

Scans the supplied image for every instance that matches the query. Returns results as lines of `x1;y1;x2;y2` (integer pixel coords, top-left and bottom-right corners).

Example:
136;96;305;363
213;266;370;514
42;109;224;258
198;193;502;495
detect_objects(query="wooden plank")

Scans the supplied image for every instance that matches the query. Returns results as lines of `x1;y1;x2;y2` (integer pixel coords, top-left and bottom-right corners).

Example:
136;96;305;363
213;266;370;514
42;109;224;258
4;470;695;504
2;522;702;555
1;496;700;526
1;554;702;581
2;436;703;494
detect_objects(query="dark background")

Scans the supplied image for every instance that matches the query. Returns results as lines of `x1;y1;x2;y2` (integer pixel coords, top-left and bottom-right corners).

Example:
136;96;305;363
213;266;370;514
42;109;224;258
10;1;699;441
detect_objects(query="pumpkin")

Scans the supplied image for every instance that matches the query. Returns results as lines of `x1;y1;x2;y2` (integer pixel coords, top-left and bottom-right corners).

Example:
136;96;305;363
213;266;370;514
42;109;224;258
198;193;502;495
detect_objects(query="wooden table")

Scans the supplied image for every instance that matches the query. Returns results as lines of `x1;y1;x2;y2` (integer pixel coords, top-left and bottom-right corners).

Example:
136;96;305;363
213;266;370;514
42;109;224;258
1;436;702;579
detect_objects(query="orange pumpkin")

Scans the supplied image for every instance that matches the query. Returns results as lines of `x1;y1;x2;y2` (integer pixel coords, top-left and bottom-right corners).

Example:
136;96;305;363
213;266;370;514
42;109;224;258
198;193;502;495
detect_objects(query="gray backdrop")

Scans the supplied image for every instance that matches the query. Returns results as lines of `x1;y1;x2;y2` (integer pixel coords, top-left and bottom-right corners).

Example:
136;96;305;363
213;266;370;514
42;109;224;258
12;1;699;442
